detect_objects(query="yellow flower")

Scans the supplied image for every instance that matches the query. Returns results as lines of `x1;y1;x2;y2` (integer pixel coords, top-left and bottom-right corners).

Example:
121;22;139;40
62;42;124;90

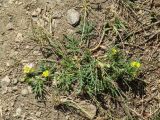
42;70;49;77
130;61;141;68
111;48;118;55
23;64;34;74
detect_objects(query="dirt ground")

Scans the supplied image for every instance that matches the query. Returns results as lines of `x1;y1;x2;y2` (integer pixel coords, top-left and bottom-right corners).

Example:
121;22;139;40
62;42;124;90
0;0;160;120
0;0;84;120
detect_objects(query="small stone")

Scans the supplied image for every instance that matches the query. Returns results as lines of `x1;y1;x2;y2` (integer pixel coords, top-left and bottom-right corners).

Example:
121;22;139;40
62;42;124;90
15;107;22;117
67;9;80;26
36;8;41;14
21;89;28;96
6;62;11;67
1;76;11;87
12;86;18;91
35;111;41;118
6;22;14;30
65;115;69;120
32;11;38;17
25;45;30;49
18;2;23;5
52;19;59;28
32;8;41;17
78;101;97;119
1;87;8;94
15;1;18;4
15;33;23;42
11;102;15;107
13;79;18;85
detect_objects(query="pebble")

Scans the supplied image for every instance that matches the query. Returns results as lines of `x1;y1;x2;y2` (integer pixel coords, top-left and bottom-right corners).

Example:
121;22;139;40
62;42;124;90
15;107;22;117
67;9;80;26
1;76;11;87
6;22;14;30
78;101;97;119
21;89;29;96
15;33;23;42
1;87;8;94
12;86;18;91
32;11;38;17
13;79;18;85
51;19;59;28
35;111;41;118
32;8;41;17
6;61;12;67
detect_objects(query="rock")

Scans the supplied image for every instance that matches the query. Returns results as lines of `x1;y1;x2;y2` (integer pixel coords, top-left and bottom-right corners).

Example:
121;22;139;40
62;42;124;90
52;19;59;29
12;86;18;91
60;99;97;119
32;8;41;17
13;79;18;85
1;76;11;87
1;87;8;94
6;22;14;30
78;101;97;119
67;9;80;26
32;11;38;17
35;111;41;118
36;8;42;14
15;33;23;42
15;107;22;117
11;102;15;107
21;89;28;96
